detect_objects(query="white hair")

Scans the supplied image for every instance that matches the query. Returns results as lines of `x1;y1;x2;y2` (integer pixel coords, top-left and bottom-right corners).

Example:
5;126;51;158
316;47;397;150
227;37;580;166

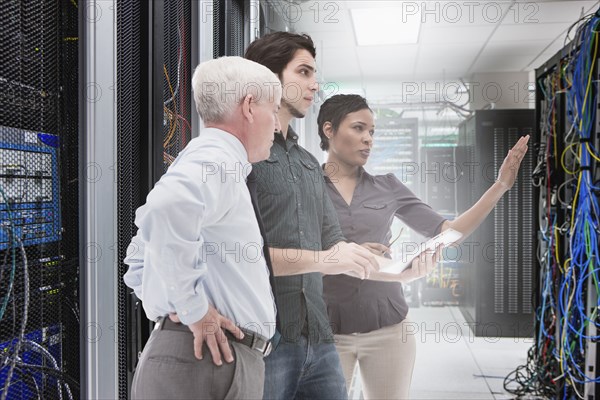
191;56;282;124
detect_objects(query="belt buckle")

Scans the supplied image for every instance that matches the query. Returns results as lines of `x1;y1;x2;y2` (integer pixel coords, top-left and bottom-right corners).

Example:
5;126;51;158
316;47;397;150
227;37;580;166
263;340;273;357
154;316;164;331
250;333;272;357
243;329;272;357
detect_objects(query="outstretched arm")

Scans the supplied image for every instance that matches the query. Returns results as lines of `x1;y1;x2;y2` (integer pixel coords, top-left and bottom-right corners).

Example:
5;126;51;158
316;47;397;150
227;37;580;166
359;135;529;283
442;135;530;239
269;241;379;279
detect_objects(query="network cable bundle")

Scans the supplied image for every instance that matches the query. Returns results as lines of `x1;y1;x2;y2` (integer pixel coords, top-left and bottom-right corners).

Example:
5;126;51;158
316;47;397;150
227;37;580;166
0;128;69;400
505;9;600;399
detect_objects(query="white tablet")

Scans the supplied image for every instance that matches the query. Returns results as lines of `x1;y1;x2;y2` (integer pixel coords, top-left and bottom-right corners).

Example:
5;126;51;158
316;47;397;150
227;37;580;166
380;228;463;273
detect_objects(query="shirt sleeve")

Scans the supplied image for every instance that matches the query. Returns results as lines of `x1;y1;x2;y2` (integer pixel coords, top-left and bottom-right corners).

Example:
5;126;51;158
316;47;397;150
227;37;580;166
387;173;446;238
123;150;233;325
123;232;145;300
320;175;346;250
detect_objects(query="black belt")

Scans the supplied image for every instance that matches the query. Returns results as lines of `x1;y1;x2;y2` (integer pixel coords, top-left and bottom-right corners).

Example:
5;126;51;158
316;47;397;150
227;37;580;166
155;316;275;357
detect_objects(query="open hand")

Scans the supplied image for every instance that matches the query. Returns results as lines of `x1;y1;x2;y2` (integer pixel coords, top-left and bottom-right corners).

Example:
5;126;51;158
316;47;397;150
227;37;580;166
496;135;530;190
171;305;244;365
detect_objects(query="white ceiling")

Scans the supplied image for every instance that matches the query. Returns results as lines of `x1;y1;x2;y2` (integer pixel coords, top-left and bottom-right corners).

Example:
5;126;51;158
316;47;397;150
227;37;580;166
285;0;599;97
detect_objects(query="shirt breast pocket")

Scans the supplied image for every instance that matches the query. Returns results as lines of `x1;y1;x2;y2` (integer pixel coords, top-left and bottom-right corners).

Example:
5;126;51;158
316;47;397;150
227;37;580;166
255;155;287;196
362;203;388;210
299;158;324;200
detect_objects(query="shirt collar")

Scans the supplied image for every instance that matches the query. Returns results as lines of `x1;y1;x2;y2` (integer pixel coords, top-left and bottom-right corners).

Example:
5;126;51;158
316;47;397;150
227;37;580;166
274;125;299;146
322;164;374;184
201;127;252;178
357;166;375;182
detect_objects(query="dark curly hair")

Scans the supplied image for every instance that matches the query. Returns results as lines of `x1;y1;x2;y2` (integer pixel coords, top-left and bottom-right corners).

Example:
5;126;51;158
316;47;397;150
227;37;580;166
245;31;316;77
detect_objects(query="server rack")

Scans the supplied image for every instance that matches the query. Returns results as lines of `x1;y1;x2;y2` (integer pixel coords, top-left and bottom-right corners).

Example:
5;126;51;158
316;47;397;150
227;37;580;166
363;118;420;307
420;146;470;306
116;2;157;398
420;146;470;215
508;12;600;396
212;0;250;57
0;1;80;398
366;118;419;190
458;109;535;338
115;1;195;398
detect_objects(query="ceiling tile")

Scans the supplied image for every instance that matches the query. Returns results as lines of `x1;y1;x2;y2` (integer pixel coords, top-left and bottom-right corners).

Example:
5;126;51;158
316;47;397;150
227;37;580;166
355;44;419;78
471;54;537;73
355;44;420;62
290;4;352;33
415;44;480;78
419;1;513;27
493;22;570;41
309;30;355;47
419;25;495;44
418;44;481;65
510;1;599;24
484;39;552;56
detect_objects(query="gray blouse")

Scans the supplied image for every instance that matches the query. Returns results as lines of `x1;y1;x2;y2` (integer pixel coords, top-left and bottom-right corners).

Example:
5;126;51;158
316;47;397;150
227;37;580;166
322;166;446;334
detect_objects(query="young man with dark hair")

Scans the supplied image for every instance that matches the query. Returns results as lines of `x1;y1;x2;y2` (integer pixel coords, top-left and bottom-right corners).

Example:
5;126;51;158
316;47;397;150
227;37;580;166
245;32;379;400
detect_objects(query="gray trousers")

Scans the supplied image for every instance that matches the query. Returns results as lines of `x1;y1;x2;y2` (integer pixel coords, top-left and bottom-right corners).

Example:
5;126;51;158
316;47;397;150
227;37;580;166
131;320;265;400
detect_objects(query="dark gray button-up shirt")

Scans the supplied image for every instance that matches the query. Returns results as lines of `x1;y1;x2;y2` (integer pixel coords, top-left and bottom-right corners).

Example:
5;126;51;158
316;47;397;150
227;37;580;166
250;127;345;343
322;167;446;334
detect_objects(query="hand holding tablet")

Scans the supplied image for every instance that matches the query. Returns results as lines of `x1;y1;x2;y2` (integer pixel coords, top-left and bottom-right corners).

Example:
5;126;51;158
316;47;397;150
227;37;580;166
380;228;463;273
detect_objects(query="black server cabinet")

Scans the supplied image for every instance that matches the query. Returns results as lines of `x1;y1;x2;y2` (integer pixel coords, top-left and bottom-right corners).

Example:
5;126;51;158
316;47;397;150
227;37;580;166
213;0;246;57
0;1;80;398
458;109;535;338
117;0;254;398
116;0;194;398
420;146;470;214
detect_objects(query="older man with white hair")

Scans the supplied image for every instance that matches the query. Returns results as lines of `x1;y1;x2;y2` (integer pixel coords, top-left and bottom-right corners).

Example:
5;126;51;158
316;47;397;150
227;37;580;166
123;56;282;399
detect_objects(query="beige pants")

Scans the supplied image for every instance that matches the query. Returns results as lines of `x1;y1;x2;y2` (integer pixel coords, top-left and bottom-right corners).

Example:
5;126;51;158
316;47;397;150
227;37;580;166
335;318;417;400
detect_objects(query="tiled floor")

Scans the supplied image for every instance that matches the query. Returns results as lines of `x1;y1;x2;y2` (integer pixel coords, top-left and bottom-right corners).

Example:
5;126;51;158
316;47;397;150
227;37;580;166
349;306;533;399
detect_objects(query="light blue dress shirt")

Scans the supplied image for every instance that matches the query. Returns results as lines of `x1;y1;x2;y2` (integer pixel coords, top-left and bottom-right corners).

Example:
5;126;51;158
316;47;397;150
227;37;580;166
123;128;276;336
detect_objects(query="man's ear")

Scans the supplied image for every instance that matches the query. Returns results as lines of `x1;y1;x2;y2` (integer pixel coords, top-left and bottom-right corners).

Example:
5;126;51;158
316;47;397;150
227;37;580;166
242;94;254;123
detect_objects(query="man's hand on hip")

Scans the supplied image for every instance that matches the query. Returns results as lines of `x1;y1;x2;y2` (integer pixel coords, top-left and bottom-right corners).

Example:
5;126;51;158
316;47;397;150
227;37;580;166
170;305;244;365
